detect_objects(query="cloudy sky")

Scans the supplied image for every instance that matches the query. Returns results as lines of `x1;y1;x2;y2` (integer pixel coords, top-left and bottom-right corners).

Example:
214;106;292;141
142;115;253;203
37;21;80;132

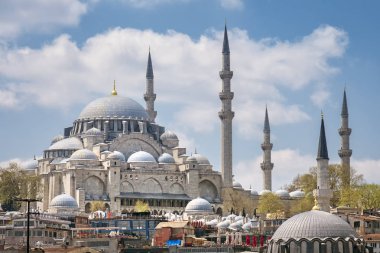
0;0;379;191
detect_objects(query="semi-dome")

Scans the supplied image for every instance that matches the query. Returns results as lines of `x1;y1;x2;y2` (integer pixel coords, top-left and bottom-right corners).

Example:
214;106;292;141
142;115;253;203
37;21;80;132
272;210;358;240
127;151;156;163
78;96;149;120
48;137;83;150
85;127;102;136
51;135;64;145
289;190;305;198
158;153;175;164
50;194;78;209
275;189;290;198
70;149;98;160
185;197;213;214
108;151;126;161
192;153;210;165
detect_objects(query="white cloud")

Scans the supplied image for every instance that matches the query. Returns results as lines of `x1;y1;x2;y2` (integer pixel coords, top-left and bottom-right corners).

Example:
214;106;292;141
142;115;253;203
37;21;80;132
220;0;244;10
121;0;189;9
310;88;330;107
0;89;19;108
0;0;87;39
234;149;315;191
0;25;348;138
352;159;380;184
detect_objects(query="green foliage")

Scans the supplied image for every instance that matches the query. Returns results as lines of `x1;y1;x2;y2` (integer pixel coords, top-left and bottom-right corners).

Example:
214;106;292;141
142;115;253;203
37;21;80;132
257;192;284;215
340;184;380;210
134;200;149;212
289;193;314;216
0;162;41;211
91;201;106;212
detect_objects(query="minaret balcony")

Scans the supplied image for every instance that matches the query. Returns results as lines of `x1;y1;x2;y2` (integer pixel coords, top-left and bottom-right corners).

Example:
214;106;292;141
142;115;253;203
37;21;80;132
338;127;351;136
144;93;156;101
338;149;352;158
219;92;234;100
219;70;233;79
218;110;235;120
261;143;273;150
260;162;274;170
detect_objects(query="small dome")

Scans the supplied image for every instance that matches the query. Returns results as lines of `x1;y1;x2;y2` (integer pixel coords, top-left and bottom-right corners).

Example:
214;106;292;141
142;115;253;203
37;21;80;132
192;153;210;165
21;160;38;170
70;149;98;160
250;189;259;196
48;137;83;150
275;189;290;198
160;130;179;148
158;153;175;164
272;210;358;240
127;151;156;163
259;189;271;195
51;135;64;145
85;127;102;136
50;194;78;209
78;96;149;121
186;155;197;163
289;190;305;198
185;197;213;214
217;220;231;229
108;151;126;161
233;180;243;189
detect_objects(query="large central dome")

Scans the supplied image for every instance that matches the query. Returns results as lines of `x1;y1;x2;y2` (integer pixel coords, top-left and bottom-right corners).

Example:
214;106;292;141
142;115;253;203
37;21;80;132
78;95;149;120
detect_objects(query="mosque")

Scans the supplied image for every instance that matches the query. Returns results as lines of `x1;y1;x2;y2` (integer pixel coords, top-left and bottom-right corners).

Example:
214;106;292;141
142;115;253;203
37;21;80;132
31;25;352;217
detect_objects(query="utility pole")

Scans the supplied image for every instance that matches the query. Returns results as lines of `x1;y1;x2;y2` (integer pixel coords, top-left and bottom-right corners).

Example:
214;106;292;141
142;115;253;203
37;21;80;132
14;198;40;253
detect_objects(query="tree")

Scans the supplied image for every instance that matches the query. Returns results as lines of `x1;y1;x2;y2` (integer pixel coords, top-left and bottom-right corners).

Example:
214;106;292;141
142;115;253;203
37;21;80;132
0;162;41;211
91;201;106;212
257;192;284;215
289;193;314;216
134;200;149;212
340;184;380;210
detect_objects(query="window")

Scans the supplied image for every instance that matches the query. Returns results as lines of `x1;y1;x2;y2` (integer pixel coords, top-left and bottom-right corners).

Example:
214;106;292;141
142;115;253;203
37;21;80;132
15;231;24;237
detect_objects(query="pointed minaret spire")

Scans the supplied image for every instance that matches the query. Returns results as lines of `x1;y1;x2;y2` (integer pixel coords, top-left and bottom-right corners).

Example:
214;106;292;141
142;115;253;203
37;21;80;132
317;112;329;160
261;106;273;191
314;112;332;212
144;48;157;122
264;105;270;133
219;23;234;187
338;89;352;187
222;24;230;54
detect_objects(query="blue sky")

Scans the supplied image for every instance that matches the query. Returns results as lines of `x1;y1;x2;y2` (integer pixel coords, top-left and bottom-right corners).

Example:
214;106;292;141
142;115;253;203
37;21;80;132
0;0;379;190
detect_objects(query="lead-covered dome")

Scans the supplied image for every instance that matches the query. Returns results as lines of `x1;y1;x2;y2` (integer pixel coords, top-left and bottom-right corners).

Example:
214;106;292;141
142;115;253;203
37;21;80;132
50;194;78;209
233;180;243;189
158;153;175;164
78;96;149;120
275;189;290;198
127;151;156;163
272;210;358;240
85;127;102;136
70;149;98;160
185;197;213;215
192;153;210;165
108;151;126;161
160;130;179;148
289;190;305;198
48;137;83;150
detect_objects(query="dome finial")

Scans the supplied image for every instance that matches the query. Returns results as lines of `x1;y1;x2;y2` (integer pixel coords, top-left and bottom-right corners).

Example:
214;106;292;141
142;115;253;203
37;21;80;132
111;80;118;96
312;195;321;210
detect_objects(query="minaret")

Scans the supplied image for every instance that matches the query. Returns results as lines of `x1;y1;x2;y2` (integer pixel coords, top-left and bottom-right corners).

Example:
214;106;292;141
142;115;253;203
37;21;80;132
219;24;234;188
260;106;274;191
338;90;352;187
313;113;332;212
144;49;157;122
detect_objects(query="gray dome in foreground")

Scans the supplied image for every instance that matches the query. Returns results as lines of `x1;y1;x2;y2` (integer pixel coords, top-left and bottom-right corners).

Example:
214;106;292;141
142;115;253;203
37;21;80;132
48;137;83;150
108;151;126;161
185;197;213;214
127;151;156;163
192;153;210;165
78;96;148;120
158;153;175;164
50;194;78;209
272;210;358;240
70;149;98;160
